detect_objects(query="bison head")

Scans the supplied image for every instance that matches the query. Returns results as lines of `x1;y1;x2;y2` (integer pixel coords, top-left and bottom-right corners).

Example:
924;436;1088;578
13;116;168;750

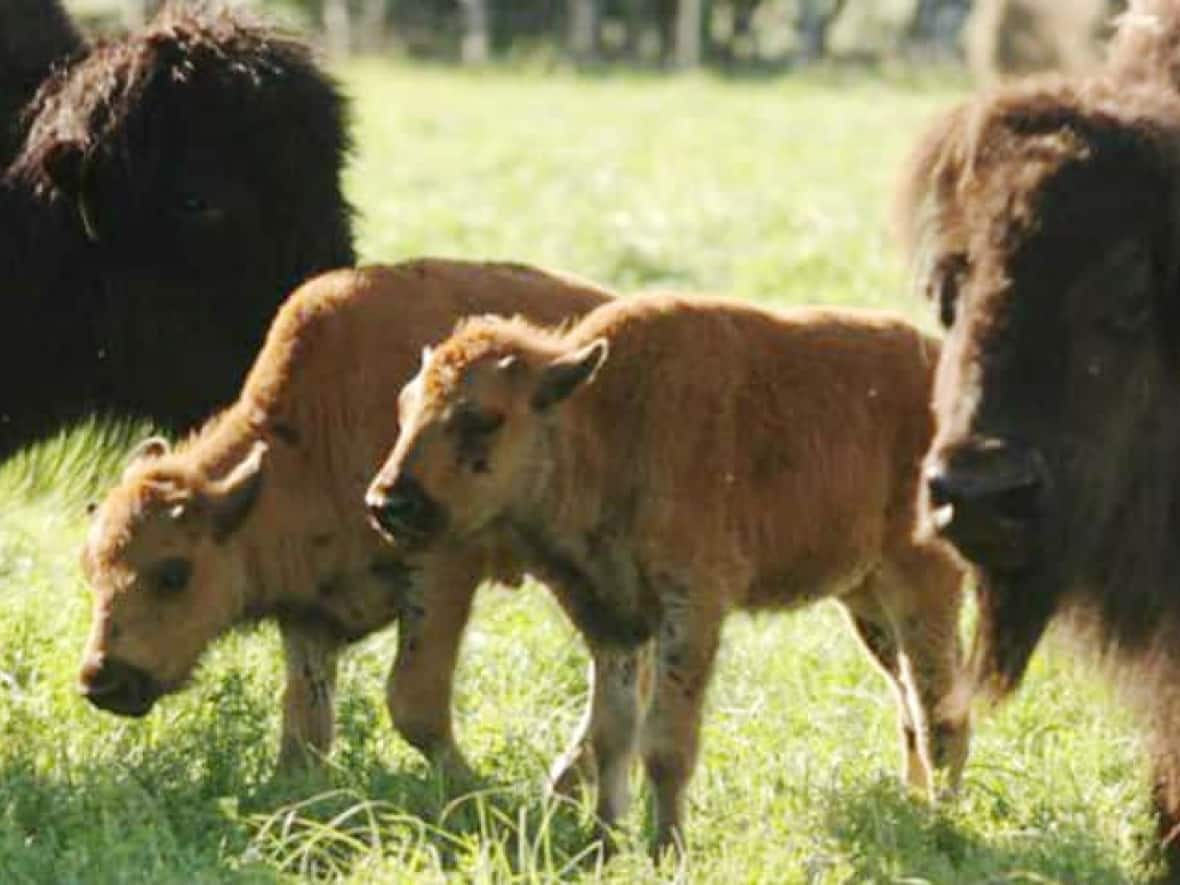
366;327;608;551
78;438;265;717
903;76;1180;698
3;6;353;432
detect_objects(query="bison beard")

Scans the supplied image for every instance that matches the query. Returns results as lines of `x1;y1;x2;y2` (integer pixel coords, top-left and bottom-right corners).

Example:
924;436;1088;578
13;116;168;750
0;5;354;460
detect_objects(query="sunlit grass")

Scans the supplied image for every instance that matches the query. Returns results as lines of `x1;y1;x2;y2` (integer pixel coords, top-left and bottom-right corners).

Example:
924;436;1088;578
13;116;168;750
0;63;1161;882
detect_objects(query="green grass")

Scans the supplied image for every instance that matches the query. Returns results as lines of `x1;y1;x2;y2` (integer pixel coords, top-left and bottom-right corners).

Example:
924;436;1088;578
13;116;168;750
0;64;1161;882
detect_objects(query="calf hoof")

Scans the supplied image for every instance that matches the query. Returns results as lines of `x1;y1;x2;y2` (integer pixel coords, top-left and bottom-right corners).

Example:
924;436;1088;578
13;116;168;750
546;743;598;804
649;827;686;867
432;746;478;793
276;742;327;775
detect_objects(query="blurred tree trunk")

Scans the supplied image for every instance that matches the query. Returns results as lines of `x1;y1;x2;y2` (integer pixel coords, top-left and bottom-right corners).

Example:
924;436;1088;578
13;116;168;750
623;0;644;61
674;0;703;68
905;0;970;57
568;0;598;62
323;0;352;57
795;0;847;62
460;0;490;64
122;0;164;28
654;0;676;62
358;0;390;53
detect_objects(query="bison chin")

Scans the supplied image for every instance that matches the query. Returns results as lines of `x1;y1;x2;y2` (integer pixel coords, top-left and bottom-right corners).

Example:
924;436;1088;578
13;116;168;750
967;566;1065;701
79;656;165;718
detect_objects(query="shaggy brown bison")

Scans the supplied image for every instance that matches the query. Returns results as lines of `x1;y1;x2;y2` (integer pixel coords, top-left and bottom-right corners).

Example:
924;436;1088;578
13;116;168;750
898;72;1180;867
367;294;969;854
0;5;353;460
78;259;613;780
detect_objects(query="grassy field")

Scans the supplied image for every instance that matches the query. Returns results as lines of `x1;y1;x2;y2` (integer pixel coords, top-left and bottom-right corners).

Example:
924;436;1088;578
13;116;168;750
0;63;1161;883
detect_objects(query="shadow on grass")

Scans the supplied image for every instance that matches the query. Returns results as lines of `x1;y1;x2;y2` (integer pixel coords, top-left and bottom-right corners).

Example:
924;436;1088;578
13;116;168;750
0;746;614;882
235;757;614;879
821;775;1148;884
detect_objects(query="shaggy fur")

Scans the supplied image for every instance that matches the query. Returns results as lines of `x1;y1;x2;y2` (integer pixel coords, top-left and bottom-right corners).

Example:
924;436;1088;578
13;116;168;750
898;73;1180;869
0;4;354;460
0;0;82;165
77;259;613;780
369;294;969;853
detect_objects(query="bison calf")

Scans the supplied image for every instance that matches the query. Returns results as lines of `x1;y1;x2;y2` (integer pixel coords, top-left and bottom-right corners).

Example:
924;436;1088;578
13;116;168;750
78;259;612;780
367;293;969;853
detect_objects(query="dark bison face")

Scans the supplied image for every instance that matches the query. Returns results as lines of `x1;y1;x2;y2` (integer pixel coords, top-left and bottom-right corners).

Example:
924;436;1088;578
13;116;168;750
6;8;354;430
909;81;1180;696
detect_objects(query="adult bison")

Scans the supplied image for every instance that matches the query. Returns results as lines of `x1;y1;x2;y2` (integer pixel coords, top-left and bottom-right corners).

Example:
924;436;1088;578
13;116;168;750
898;71;1180;868
0;4;353;460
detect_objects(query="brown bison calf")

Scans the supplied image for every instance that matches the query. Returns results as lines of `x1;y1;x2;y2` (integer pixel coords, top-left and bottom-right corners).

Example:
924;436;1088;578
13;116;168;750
367;294;969;852
78;259;611;779
898;69;1180;870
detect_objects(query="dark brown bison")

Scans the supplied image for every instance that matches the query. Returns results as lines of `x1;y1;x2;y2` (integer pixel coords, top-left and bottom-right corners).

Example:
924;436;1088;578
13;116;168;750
898;71;1180;869
0;4;353;460
367;294;968;854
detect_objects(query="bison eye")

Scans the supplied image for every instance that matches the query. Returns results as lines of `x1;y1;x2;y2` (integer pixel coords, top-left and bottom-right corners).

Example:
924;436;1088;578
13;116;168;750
1103;287;1153;337
932;254;967;329
177;193;225;222
454;409;504;437
151;557;192;595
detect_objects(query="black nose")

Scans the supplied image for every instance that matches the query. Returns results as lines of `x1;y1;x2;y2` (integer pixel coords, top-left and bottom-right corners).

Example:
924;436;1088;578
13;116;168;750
79;657;159;718
366;473;445;545
925;439;1047;570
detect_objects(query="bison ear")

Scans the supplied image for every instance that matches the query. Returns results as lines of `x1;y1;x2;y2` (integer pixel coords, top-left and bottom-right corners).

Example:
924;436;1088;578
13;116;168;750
41;140;101;241
208;442;267;543
123;436;171;479
531;338;609;412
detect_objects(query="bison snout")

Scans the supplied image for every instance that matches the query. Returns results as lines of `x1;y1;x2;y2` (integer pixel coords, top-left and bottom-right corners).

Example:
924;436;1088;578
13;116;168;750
365;474;447;548
79;656;161;718
924;440;1047;571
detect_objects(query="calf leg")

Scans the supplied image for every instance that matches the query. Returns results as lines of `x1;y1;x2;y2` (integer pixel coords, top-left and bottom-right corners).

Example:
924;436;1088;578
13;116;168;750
641;595;722;857
387;551;481;784
840;588;929;793
277;621;341;771
548;643;649;832
1149;734;1180;875
878;546;970;796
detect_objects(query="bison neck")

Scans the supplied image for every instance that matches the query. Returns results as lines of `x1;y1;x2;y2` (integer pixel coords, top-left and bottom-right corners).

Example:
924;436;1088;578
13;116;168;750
228;443;405;644
502;425;661;648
